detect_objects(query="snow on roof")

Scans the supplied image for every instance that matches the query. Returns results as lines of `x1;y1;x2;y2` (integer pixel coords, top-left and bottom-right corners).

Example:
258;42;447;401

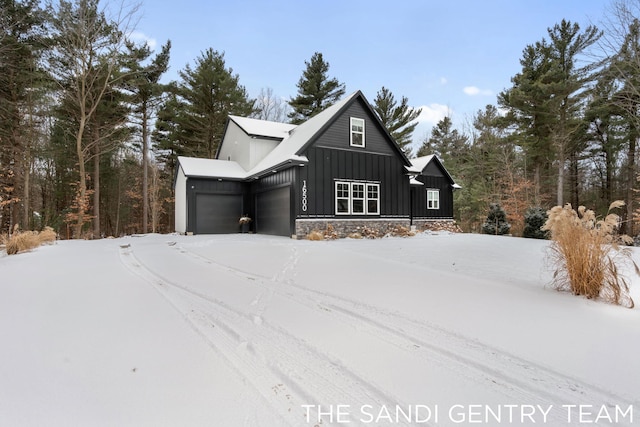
178;156;247;179
410;154;462;189
180;91;398;180
410;154;435;172
229;115;296;139
244;92;360;177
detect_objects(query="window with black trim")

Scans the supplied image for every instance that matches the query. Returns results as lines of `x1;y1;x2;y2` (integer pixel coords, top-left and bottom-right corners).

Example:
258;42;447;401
350;117;365;147
427;189;440;209
335;181;380;215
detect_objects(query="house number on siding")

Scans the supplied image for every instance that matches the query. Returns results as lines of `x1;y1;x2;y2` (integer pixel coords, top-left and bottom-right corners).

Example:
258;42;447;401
302;180;308;212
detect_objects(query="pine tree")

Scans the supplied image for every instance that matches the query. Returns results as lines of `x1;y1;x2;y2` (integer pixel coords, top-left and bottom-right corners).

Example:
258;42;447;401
416;116;468;165
523;206;549;239
373;86;422;156
123;39;171;233
0;0;46;234
288;52;345;124
482;203;511;235
174;49;255;159
499;20;600;208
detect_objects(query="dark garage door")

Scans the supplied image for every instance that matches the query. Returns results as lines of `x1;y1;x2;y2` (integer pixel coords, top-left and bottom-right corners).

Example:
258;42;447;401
256;187;291;236
195;193;242;234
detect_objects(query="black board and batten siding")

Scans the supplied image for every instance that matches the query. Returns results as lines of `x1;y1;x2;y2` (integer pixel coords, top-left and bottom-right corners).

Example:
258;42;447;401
186;178;245;234
296;97;411;219
313;98;396;156
412;167;455;219
250;168;297;236
298;148;410;218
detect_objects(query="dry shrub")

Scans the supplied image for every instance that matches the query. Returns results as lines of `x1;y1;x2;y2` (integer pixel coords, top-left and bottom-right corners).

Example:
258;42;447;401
357;225;383;239
4;226;57;255
6;231;40;255
347;232;363;239
323;224;338;240
38;226;57;245
307;230;324;241
388;225;415;237
542;201;637;308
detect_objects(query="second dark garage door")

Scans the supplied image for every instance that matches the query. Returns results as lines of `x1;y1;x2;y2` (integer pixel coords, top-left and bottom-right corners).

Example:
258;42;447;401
195;193;242;234
256;187;291;236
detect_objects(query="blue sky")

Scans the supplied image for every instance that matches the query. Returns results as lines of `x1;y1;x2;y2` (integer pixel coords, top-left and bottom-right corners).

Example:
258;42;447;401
132;0;608;148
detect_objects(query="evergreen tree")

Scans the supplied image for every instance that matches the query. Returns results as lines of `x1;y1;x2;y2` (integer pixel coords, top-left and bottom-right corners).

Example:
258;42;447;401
482;203;511;235
288;52;345;124
153;89;185;178
583;74;626;213
416;116;468;166
499;20;600;207
498;42;557;206
123;39;171;233
0;0;46;233
373;86;422;156
523;206;550;239
174;49;255;159
606;17;640;235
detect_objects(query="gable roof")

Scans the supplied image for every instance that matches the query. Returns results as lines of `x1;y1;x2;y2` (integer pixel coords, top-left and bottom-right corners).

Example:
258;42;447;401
410;155;461;188
228;115;296;139
244;91;363;178
179;90;416;181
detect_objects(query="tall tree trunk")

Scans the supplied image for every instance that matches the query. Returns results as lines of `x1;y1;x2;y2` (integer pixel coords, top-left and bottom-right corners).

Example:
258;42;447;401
557;157;565;206
75;116;87;239
142;104;148;234
534;164;541;207
93;130;100;239
626;135;636;236
570;152;579;210
23;150;30;229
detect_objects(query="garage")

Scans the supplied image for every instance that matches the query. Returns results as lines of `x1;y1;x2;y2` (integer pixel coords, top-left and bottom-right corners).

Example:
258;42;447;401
256;187;291;236
195;193;242;234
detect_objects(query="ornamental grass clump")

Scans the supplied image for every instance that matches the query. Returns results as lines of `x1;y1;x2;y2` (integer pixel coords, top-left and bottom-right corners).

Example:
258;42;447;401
542;201;637;308
5;230;40;255
3;225;57;255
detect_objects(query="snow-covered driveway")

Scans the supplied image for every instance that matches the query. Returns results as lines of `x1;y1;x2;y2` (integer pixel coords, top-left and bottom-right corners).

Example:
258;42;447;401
1;233;639;426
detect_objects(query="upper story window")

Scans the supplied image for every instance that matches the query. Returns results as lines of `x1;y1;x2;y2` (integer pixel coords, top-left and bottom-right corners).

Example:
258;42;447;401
427;189;440;210
350;117;365;147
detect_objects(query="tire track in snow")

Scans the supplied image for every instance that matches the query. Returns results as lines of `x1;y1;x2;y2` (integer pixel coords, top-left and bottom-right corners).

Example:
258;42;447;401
120;244;418;427
175;242;639;426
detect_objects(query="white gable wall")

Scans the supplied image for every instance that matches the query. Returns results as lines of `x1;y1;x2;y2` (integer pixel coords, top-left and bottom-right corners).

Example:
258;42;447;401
175;165;187;233
218;121;280;171
249;138;279;170
218;121;251;170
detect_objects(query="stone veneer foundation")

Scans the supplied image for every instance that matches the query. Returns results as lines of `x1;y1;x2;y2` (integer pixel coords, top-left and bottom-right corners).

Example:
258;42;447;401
294;218;460;239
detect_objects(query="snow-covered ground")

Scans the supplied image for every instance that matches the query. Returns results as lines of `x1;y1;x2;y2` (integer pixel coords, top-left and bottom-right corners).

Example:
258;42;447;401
1;232;639;426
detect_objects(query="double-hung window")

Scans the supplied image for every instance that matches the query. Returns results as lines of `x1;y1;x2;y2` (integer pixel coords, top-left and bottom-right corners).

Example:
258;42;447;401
366;184;379;214
427;189;440;210
351;183;365;214
335;181;379;215
350;118;365;147
336;182;351;214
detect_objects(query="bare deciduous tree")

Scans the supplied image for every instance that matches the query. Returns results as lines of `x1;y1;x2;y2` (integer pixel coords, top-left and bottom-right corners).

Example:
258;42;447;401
252;87;290;123
46;0;139;238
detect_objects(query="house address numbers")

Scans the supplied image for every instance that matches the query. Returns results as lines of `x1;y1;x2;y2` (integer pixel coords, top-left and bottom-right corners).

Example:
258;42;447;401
302;180;308;212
